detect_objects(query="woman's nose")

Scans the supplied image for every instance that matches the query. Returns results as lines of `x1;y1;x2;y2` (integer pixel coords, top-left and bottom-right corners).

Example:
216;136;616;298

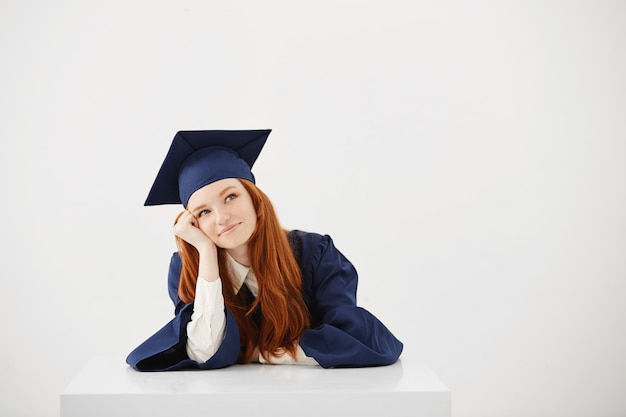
215;209;231;225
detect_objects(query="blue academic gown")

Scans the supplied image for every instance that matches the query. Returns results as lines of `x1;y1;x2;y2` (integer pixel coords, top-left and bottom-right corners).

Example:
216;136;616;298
126;230;403;371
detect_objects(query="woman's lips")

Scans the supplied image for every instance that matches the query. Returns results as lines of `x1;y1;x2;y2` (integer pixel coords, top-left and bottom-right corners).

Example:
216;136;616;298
219;222;240;236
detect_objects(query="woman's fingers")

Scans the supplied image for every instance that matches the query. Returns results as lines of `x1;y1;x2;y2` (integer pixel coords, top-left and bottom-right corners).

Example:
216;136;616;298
174;211;195;236
173;211;214;251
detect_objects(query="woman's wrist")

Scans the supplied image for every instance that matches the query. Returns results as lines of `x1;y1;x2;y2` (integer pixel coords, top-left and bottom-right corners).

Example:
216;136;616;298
197;246;219;282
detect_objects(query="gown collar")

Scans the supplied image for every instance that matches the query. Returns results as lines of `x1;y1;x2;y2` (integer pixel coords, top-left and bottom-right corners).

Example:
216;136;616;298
225;252;258;297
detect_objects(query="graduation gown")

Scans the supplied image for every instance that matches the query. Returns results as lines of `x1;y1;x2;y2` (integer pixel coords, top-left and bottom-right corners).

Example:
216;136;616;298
126;230;403;371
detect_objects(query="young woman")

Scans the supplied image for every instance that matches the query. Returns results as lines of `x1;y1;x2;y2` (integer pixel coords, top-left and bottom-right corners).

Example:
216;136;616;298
127;129;403;371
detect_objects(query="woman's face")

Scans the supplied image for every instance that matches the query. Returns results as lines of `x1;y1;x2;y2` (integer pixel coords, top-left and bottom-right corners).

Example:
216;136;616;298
187;178;257;256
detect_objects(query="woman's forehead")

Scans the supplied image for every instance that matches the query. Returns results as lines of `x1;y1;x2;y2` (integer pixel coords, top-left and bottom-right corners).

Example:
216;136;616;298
188;178;243;206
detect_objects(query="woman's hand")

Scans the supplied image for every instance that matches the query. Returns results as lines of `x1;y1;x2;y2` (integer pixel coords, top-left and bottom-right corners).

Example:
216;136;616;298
174;210;219;282
174;210;213;251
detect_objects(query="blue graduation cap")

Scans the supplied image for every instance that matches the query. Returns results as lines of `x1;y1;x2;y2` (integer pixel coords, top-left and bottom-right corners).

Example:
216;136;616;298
144;129;271;207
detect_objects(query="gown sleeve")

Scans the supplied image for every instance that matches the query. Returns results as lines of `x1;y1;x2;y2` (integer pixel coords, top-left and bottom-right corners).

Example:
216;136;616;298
296;232;404;368
125;253;241;371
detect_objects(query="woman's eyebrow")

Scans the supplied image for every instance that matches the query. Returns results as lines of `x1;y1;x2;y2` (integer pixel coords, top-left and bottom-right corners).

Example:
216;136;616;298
219;186;238;197
190;203;207;215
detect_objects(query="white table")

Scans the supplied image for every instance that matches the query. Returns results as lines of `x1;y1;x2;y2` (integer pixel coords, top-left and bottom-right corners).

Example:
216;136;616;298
61;356;450;417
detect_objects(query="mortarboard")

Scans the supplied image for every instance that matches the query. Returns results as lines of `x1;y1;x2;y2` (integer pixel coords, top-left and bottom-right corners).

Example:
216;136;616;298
144;129;271;207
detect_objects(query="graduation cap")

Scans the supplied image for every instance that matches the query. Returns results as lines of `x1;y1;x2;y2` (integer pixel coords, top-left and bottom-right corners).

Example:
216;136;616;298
144;129;271;207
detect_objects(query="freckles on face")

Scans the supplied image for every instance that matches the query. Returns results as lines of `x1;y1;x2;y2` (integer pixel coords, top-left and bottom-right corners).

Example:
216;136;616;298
186;178;257;249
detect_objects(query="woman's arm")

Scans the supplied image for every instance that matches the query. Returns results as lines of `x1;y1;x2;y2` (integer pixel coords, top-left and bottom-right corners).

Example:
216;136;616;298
295;231;404;368
185;278;226;362
126;213;241;371
174;210;228;362
126;251;241;371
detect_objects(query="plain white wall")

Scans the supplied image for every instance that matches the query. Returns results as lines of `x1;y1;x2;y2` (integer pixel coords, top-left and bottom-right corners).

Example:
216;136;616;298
1;1;625;416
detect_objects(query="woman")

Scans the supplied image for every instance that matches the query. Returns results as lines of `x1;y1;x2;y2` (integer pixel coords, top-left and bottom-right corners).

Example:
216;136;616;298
127;129;403;371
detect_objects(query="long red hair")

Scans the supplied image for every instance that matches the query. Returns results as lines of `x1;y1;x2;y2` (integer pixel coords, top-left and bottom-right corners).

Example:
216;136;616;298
174;179;310;363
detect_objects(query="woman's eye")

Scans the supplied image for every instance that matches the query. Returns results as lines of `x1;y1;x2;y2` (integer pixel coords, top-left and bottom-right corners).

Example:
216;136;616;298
225;193;237;202
198;209;210;217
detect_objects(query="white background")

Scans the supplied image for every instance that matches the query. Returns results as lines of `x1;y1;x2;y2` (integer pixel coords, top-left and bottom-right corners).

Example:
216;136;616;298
1;1;625;416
